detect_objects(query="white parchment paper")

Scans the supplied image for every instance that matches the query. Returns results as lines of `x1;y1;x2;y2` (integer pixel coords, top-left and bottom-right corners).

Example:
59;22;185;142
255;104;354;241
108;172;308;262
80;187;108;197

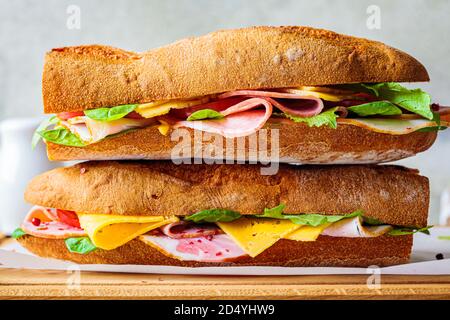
1;227;449;275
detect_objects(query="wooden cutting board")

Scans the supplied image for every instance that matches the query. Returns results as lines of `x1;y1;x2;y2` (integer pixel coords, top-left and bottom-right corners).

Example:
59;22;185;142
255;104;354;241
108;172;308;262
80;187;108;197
2;268;450;299
1;237;450;299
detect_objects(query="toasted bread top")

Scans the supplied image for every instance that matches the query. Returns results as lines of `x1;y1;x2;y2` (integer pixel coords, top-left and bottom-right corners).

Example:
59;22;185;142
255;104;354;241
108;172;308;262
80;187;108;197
43;26;429;113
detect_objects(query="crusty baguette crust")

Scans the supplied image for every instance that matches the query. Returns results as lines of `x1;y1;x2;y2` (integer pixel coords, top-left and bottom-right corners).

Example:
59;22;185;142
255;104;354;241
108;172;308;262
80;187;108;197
43;26;429;113
18;234;412;267
45;122;437;164
25;161;429;227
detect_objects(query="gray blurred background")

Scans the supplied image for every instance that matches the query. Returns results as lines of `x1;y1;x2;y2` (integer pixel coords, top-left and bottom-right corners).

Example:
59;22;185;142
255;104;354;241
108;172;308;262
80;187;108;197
0;0;449;223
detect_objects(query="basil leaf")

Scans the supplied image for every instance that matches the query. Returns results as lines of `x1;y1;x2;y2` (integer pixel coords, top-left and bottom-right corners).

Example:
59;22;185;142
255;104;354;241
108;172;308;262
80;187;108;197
363;216;385;226
186;109;224;121
65;237;97;254
39;128;86;147
388;226;432;236
362;82;433;120
11;228;26;239
348;101;402;116
84;104;137;122
185;209;241;223
417;126;447;132
280;107;339;129
256;204;364;227
32;116;59;150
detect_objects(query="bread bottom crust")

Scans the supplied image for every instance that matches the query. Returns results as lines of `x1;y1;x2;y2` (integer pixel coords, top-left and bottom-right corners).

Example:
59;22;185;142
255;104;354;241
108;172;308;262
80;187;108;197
46;122;437;164
18;234;413;267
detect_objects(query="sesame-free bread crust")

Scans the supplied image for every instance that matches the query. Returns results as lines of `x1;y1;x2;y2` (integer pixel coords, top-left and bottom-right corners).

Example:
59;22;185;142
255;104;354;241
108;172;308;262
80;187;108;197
18;234;413;267
43;26;429;113
45;121;437;164
25;161;429;227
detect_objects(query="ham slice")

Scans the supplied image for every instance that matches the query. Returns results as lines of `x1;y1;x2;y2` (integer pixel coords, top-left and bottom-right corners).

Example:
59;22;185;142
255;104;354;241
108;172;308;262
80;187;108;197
141;233;248;262
160;221;223;239
164;90;326;138
171;98;273;138
61;116;155;143
321;216;392;238
169;97;247;119
21;206;86;239
218;90;324;117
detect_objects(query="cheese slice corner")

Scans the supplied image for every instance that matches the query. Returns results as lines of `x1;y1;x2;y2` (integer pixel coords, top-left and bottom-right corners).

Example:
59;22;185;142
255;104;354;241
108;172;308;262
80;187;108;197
217;217;300;257
77;214;178;250
283;223;331;241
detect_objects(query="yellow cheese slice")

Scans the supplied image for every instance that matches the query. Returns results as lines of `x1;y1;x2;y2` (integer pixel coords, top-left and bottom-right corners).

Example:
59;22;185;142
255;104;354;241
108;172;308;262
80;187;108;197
285;86;355;102
283;223;331;241
217;217;301;257
157;120;170;135
136;97;211;118
77;214;178;250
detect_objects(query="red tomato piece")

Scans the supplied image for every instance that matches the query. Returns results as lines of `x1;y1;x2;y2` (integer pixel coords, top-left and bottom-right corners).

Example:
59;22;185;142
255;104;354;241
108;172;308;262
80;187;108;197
57;111;85;120
125;111;144;119
56;209;81;228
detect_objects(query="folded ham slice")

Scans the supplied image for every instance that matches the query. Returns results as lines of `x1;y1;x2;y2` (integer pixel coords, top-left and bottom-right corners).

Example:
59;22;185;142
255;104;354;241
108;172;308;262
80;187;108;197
61;116;155;143
160;221;223;239
163;90;327;138
170;97;273;138
21;206;86;239
218;90;324;117
141;233;248;262
169;97;247;119
321;216;392;238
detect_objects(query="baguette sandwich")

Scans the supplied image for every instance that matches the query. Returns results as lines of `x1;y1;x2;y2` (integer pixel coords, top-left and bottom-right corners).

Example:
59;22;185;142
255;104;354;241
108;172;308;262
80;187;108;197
14;161;430;267
35;26;449;163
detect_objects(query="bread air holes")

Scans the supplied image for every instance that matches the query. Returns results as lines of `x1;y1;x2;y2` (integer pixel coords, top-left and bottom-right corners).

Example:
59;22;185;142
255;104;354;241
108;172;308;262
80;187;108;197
145;191;161;201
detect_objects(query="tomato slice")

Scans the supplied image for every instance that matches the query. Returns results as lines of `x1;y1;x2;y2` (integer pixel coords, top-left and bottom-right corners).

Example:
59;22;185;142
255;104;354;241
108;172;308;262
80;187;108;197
56;209;81;228
57;111;85;120
353;92;377;101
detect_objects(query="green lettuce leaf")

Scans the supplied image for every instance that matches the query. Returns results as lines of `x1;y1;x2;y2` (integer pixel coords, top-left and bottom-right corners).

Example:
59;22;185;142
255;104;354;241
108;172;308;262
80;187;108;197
280;107;339;129
84;104;137;122
11;228;26;239
185;209;241;223
348;101;402;116
39;128;86;147
65;237;97;254
32;116;59;149
417;112;447;132
362;82;433;120
388;226;432;236
256;204;364;227
187;109;224;121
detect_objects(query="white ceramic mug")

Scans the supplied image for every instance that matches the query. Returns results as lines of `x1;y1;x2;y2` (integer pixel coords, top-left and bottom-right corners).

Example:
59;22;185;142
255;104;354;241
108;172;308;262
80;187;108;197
0;117;59;235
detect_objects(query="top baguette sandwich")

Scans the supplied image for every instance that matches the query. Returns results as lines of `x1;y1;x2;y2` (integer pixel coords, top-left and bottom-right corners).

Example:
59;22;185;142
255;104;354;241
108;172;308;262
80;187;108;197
34;26;449;163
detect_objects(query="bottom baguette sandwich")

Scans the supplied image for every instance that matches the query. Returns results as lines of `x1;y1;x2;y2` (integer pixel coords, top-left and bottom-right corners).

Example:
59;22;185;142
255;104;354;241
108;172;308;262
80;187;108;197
14;161;430;267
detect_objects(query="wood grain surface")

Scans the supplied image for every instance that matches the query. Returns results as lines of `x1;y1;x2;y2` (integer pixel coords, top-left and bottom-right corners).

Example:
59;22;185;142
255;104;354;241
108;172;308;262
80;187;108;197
1;237;450;300
1;268;450;300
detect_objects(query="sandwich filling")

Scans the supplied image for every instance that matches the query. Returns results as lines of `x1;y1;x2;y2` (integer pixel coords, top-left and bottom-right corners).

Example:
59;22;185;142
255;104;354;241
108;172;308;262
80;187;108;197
33;83;450;148
14;205;430;262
